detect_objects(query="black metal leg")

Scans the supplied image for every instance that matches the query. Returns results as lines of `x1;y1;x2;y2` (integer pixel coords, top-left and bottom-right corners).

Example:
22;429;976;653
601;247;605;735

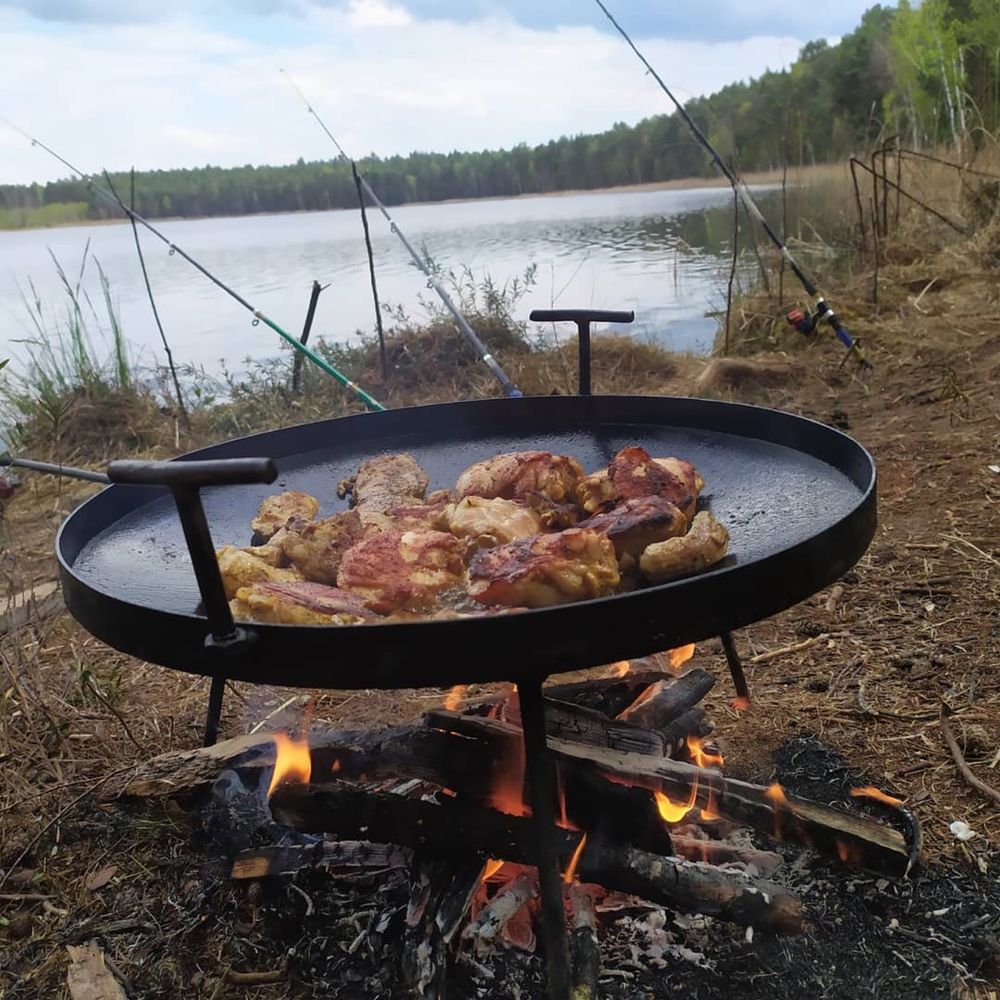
719;632;751;704
517;678;571;1000
203;676;226;747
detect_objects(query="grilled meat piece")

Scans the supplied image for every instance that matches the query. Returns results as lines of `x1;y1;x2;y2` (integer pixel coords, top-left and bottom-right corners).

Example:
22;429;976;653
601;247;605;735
578;447;701;519
386;499;454;532
468;527;620;608
337;529;467;613
216;545;304;600
579;496;688;561
340;453;429;512
280;509;364;585
639;511;730;583
447;496;543;549
251;491;320;541
455;451;583;504
230;581;376;625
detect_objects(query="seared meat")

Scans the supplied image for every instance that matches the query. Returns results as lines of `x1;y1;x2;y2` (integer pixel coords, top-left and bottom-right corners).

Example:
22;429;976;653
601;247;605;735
385;499;454;533
251;491;319;541
230;581;376;625
447;496;543;549
337;529;467;613
280;509;364;585
248;527;292;567
579;496;688;561
578;447;701;519
468;528;619;608
216;545;304;600
639;511;730;583
455;451;583;504
340;453;429;513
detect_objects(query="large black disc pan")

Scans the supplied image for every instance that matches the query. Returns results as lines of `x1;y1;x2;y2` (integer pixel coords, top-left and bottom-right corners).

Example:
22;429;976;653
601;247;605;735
57;395;875;689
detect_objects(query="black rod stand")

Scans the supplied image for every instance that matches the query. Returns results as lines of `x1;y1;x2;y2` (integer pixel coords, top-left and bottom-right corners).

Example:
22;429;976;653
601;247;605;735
720;631;751;703
517;677;572;1000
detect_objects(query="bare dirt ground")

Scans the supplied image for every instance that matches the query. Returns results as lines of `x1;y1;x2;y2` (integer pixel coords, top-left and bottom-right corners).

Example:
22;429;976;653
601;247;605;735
0;222;997;997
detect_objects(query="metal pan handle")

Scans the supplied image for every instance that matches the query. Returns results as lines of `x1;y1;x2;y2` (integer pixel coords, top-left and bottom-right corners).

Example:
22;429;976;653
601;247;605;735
107;457;278;488
529;309;634;396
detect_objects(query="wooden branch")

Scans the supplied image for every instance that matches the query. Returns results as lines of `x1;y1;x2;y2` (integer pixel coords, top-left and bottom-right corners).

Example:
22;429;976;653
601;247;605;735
231;841;412;880
616;669;716;728
568;883;600;1000
271;782;803;933
940;706;1000;807
402;858;452;998
463;872;535;950
669;836;784;877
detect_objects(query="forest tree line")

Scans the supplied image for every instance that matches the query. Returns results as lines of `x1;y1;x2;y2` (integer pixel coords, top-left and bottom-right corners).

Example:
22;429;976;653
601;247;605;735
1;1;997;228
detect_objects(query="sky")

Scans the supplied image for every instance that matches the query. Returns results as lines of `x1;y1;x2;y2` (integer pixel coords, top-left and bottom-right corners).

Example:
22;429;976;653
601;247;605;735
0;0;878;186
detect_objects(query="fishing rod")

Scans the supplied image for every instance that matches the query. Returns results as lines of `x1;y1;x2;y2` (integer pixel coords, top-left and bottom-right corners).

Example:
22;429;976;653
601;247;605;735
0;116;385;411
0;454;109;484
592;0;871;371
280;70;524;398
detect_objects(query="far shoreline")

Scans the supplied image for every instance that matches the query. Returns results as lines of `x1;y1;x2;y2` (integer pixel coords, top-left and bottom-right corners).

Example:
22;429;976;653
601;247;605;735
0;163;840;234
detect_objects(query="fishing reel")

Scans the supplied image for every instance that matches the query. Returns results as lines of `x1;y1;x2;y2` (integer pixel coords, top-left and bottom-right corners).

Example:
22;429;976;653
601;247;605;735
786;307;819;337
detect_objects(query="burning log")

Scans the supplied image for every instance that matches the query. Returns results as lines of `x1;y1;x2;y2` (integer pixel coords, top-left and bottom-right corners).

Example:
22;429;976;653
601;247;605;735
270;782;804;933
568;883;600;1000
668;836;784;877
231;840;411;880
616;669;716;728
463;871;536;951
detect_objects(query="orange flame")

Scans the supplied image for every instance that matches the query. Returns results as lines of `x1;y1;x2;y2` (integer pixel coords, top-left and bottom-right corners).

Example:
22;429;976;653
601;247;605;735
267;732;312;798
668;644;696;672
611;661;631;677
850;786;903;808
482;858;505;881
331;758;341;773
687;735;724;769
563;833;588;884
443;685;468;711
490;733;527;817
764;783;787;803
654;778;699;824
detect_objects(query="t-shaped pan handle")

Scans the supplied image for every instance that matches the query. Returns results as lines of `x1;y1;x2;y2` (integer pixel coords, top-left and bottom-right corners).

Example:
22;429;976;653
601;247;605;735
107;457;278;644
529;309;634;395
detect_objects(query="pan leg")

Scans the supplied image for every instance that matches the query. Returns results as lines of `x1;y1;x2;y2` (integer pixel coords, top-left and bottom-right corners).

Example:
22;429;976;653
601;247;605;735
720;632;751;704
517;677;571;1000
202;676;226;747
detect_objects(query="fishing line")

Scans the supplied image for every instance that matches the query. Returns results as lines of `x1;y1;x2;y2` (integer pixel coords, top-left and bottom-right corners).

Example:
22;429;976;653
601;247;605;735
0;114;385;411
279;70;524;398
592;0;870;370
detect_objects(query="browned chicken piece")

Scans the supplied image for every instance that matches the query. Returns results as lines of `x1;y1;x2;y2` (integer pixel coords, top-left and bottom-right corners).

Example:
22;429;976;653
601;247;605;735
340;453;429;513
216;545;304;600
337;529;467;613
230;581;377;625
279;509;364;585
523;494;583;530
246;528;292;567
384;499;454;533
577;447;700;519
468;528;620;608
455;451;583;504
446;496;543;549
579;496;688;561
639;511;730;583
251;491;320;541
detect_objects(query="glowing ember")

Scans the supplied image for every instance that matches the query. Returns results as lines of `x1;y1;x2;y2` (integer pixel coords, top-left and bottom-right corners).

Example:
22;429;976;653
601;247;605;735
611;661;631;677
668;643;696;671
482;858;505;881
331;759;341;773
850;786;903;808
562;833;588;884
654;781;698;824
490;734;528;816
443;685;468;711
730;695;751;712
687;735;724;769
267;732;311;798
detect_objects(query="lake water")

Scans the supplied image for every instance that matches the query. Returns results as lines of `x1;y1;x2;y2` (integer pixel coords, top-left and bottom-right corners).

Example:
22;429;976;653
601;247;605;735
0;185;788;379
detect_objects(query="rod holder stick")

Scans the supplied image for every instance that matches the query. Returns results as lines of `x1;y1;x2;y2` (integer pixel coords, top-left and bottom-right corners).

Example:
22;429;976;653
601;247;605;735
517;677;572;1000
720;631;751;703
529;309;634;397
1;455;109;484
203;676;227;747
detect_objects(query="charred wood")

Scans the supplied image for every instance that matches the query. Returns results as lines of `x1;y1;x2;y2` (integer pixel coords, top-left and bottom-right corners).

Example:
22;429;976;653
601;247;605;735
568;883;600;1000
231;840;412;880
668;836;784;877
271;782;803;932
616;670;716;728
462;872;535;952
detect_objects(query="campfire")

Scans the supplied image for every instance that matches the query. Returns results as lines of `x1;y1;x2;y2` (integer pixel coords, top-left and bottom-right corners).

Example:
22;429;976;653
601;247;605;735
119;649;919;998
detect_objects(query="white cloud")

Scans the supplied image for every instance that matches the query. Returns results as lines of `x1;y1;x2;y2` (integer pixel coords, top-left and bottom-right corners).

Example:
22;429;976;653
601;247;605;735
0;7;804;185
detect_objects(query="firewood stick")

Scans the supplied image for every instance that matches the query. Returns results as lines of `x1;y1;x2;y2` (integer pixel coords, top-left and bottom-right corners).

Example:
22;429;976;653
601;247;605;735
231;840;412;880
402;858;452;998
463;872;535;948
438;859;491;945
271;782;803;933
940;706;1000;808
568;883;600;1000
616;670;716;728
